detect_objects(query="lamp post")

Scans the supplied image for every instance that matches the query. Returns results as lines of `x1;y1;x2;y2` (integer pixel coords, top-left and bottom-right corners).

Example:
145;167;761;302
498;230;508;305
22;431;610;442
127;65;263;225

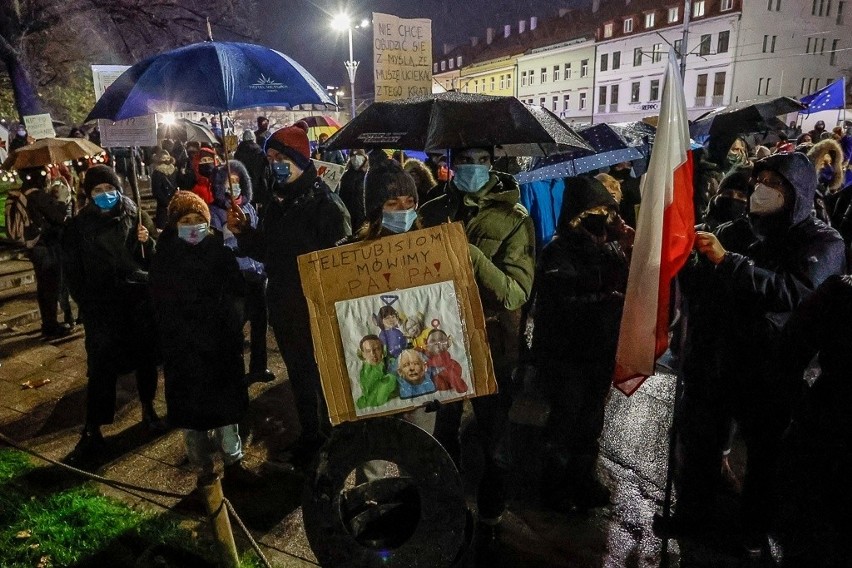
332;14;370;119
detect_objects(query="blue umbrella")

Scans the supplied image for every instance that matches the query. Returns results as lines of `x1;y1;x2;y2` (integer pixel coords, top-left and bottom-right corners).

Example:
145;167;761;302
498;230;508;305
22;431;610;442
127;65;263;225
516;123;644;184
86;41;333;121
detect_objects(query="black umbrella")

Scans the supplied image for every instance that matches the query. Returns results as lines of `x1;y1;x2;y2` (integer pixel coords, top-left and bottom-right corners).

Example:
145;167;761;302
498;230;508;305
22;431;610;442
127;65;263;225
324;92;591;156
690;96;805;164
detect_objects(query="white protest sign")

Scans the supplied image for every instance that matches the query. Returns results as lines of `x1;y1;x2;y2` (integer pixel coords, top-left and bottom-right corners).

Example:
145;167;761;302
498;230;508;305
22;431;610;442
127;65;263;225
372;13;432;101
91;65;131;101
23;114;56;139
0;124;8;164
99;115;158;148
313;159;346;192
91;64;158;148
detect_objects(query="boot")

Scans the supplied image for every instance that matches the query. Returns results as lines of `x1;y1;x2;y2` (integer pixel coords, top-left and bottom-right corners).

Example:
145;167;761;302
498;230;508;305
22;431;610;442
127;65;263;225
568;454;611;510
71;425;106;463
141;403;168;435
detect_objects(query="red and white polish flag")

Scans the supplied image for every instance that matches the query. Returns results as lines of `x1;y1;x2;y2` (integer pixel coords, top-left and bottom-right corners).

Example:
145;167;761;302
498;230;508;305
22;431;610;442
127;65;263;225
612;50;695;396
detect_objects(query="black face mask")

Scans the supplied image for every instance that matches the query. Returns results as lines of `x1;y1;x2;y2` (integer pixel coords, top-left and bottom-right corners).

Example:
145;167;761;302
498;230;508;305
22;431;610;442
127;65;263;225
198;163;214;177
580;214;609;237
710;196;747;222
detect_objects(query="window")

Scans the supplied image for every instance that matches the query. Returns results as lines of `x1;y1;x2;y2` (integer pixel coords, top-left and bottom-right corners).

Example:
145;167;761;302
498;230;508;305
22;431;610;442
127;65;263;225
624;18;633;33
801;77;807;93
652;43;663;63
529;71;535;85
433;63;438;73
771;36;777;52
448;59;454;70
650;79;660;101
581;59;589;77
763;35;769;53
521;71;527;86
600;53;609;72
554;65;560;81
713;72;726;96
473;80;478;93
806;38;811;53
718;30;730;53
541;68;547;83
696;73;708;98
838;1;845;24
507;75;512;90
565;63;572;79
674;39;683;57
552;96;559;111
813;0;818;14
831;39;839;65
540;97;546;107
457;56;462;67
440;61;446;71
604;23;614;38
630;82;641;103
579;92;587;110
668;7;679;22
765;78;772;95
721;0;733;10
821;38;826;54
758;78;763;95
611;84;619;106
815;78;820;89
634;47;643;66
490;76;495;91
499;75;505;89
700;34;711;56
693;0;705;17
776;0;782;8
612;51;621;69
645;12;655;28
808;78;814;92
599;86;608;107
563;94;570;111
819;0;825;16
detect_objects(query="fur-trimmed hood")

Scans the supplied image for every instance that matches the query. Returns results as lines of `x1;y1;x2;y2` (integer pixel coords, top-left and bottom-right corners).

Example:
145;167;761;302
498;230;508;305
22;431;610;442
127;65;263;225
807;138;845;192
211;159;253;207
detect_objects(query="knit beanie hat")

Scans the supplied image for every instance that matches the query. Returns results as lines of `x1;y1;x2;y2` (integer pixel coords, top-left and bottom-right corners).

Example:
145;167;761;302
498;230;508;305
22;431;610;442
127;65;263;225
363;158;419;216
264;123;312;170
82;164;122;196
167;190;211;226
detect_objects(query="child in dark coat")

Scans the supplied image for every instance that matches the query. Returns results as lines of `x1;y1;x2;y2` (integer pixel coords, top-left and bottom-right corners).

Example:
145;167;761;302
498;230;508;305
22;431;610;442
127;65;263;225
150;190;257;483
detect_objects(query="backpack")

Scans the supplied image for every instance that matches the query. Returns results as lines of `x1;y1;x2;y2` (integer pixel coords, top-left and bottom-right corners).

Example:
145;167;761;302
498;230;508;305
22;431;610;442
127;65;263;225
4;187;39;247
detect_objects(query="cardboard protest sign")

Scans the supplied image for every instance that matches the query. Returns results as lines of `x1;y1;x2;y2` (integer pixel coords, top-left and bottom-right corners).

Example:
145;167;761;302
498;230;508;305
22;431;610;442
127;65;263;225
298;222;496;425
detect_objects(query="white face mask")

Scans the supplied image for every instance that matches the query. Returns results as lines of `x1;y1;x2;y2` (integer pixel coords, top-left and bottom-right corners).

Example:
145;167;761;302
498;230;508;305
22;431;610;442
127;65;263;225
350;155;366;169
749;183;786;216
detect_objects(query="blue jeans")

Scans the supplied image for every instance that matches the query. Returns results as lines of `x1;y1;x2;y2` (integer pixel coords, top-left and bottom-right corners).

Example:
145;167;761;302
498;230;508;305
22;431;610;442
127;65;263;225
182;424;243;474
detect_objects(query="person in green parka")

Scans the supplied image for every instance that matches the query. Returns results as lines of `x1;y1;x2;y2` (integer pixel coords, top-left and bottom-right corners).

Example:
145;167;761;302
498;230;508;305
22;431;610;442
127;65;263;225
356;334;397;409
418;146;536;529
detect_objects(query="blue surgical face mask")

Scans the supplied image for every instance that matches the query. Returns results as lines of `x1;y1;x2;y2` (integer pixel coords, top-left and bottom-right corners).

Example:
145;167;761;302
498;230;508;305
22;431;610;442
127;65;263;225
177;223;209;245
454;164;491;193
271;161;291;184
381;208;418;234
92;190;119;210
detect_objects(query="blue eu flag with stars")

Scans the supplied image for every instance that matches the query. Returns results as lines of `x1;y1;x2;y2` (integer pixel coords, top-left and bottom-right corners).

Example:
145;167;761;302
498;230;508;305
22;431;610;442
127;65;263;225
800;78;846;115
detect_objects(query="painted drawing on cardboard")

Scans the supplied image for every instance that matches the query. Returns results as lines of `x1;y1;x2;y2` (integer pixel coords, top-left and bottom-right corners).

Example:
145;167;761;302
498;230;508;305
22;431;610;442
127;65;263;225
334;280;474;417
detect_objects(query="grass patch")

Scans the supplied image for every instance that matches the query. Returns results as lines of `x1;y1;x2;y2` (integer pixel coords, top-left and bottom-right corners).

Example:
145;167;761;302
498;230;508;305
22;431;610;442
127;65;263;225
0;449;266;567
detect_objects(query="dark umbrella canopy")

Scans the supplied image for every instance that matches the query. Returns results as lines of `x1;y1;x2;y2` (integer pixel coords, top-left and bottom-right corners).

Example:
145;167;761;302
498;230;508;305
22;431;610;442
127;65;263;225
690;96;805;164
86;41;333;122
324;92;591;156
158;118;219;145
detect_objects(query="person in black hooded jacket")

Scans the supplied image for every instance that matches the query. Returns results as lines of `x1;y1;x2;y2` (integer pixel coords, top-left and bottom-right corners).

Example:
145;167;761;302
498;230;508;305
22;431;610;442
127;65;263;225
532;176;629;512
62;165;164;461
667;152;846;556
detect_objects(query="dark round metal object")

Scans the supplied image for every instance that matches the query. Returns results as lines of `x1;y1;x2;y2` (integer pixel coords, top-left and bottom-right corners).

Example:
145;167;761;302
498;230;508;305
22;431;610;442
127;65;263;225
302;417;467;567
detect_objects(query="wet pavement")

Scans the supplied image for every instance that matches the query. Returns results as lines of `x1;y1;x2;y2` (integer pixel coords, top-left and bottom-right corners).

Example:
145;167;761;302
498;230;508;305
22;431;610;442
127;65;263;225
0;319;782;568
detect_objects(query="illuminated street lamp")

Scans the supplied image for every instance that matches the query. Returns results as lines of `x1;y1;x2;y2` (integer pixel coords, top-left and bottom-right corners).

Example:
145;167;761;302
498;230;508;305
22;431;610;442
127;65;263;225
332;14;370;119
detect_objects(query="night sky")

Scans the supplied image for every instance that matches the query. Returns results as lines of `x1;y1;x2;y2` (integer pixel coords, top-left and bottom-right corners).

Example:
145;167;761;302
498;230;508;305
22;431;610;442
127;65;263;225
257;0;591;98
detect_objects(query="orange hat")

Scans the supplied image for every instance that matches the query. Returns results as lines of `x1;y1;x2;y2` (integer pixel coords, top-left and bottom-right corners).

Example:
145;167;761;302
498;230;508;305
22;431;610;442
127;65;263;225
167;190;211;226
264;122;312;170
